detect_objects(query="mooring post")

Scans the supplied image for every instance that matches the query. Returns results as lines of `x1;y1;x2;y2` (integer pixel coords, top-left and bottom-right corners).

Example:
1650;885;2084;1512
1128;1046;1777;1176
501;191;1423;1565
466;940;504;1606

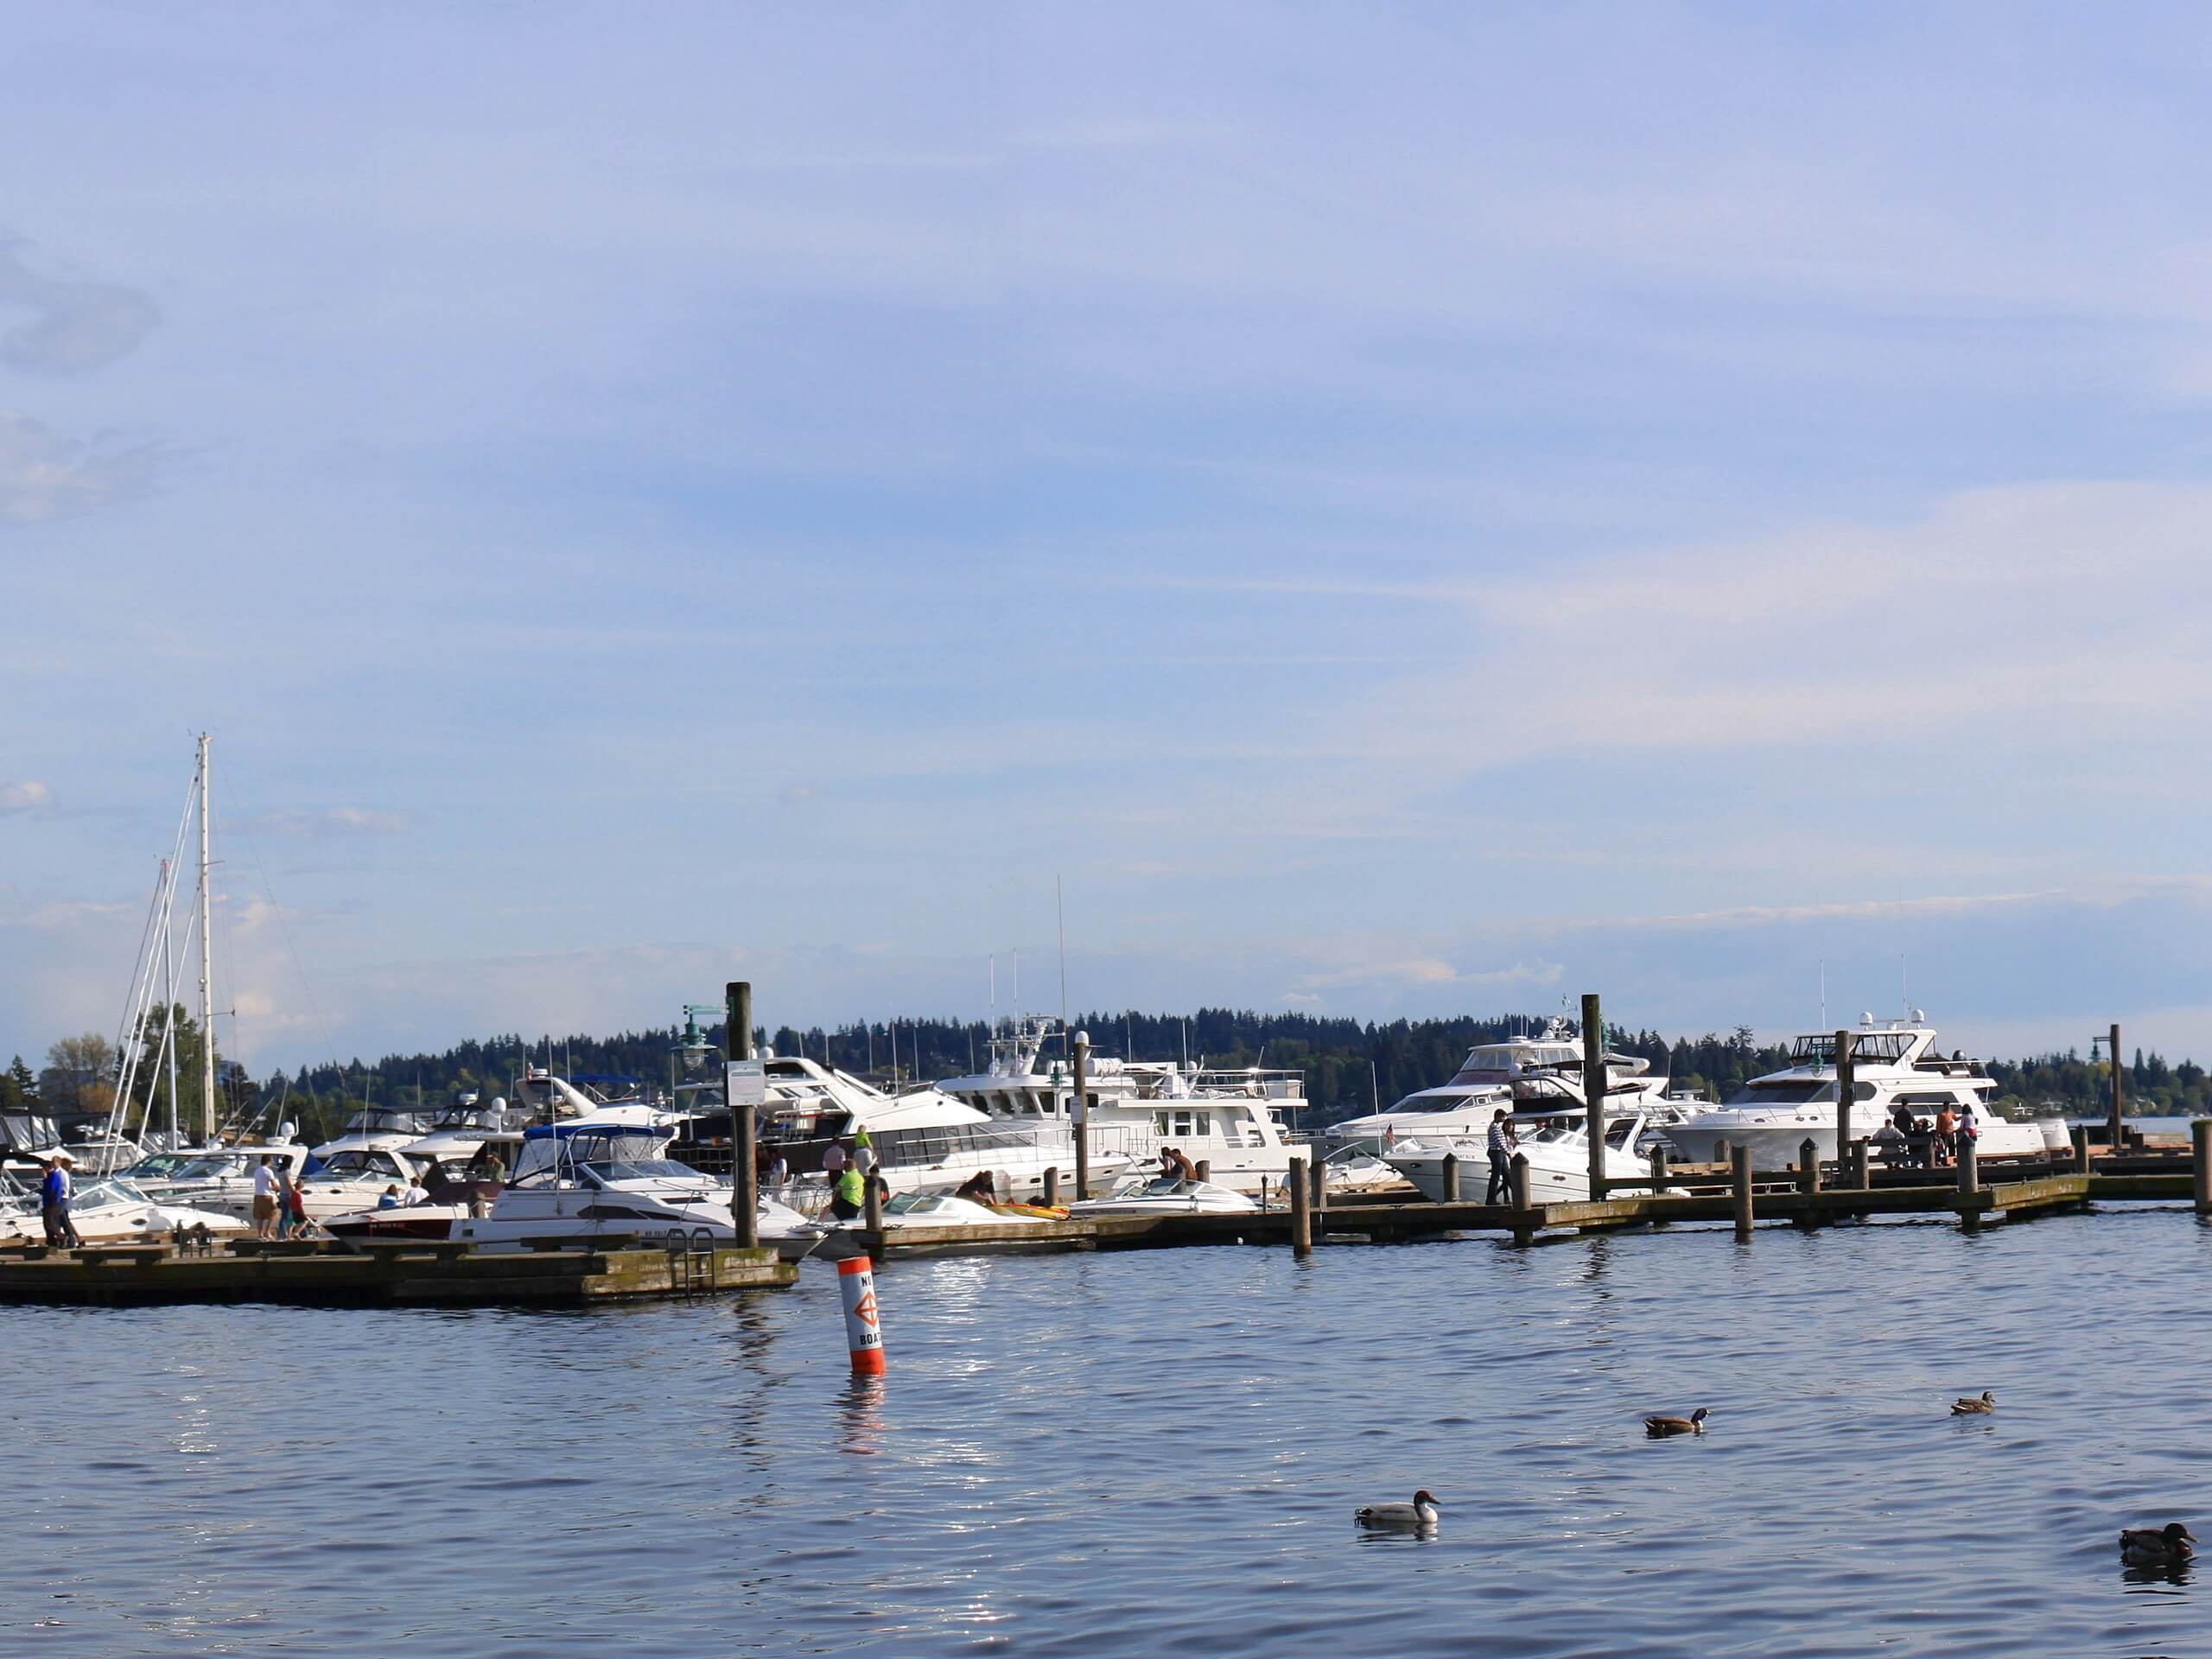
2072;1122;2092;1174
1440;1151;1460;1203
1732;1144;1754;1240
1289;1154;1312;1257
1849;1137;1869;1192
1310;1150;1327;1212
1957;1138;1980;1230
1582;991;1606;1201
727;980;758;1249
1796;1137;1818;1229
1195;1159;1211;1185
863;1171;884;1236
1648;1147;1669;1222
1071;1029;1091;1198
1510;1152;1534;1245
1834;1028;1855;1190
1042;1166;1059;1206
2109;1021;2124;1154
2194;1120;2211;1217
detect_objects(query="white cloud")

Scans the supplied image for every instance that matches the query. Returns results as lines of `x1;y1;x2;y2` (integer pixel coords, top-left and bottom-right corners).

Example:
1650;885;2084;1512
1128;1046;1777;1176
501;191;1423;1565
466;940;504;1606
251;806;411;838
0;780;52;813
0;233;158;375
0;413;162;525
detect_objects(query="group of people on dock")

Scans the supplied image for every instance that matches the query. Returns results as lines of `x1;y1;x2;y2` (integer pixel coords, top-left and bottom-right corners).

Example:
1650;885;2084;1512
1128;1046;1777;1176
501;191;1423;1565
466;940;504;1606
1874;1102;1980;1169
251;1155;312;1240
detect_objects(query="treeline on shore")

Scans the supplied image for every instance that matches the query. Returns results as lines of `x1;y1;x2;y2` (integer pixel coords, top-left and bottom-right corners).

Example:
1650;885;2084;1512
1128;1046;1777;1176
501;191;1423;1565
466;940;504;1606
16;1008;2202;1147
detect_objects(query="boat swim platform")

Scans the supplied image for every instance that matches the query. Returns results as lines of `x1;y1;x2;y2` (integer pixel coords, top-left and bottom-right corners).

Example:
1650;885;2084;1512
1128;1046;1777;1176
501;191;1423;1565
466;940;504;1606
0;1236;796;1307
853;1172;2199;1260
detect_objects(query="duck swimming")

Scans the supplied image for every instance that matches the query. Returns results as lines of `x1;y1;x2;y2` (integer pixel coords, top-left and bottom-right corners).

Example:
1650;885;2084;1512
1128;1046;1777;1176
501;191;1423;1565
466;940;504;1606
2119;1522;2196;1565
1356;1490;1440;1529
1644;1408;1709;1438
1950;1390;1995;1415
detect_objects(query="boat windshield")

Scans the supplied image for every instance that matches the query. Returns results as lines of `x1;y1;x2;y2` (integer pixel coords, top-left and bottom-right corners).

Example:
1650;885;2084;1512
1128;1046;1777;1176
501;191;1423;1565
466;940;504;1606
1;1114;61;1152
343;1109;429;1135
123;1152;199;1179
170;1154;252;1180
74;1181;148;1210
583;1159;706;1184
512;1128;675;1185
310;1150;410;1182
1791;1033;1915;1065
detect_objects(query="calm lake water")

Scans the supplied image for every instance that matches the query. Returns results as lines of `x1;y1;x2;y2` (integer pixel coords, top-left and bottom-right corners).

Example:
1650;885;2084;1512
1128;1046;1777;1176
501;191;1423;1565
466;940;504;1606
9;1208;2212;1657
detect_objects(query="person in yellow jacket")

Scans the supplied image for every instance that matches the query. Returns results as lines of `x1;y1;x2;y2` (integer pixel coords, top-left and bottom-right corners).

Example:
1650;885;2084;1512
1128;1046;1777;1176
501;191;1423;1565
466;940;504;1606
829;1162;866;1220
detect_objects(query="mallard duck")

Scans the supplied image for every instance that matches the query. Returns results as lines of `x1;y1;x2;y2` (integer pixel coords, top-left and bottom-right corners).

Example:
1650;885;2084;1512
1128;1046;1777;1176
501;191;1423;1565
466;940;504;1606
1949;1390;1995;1415
1643;1408;1709;1438
2120;1522;2195;1565
1356;1490;1440;1529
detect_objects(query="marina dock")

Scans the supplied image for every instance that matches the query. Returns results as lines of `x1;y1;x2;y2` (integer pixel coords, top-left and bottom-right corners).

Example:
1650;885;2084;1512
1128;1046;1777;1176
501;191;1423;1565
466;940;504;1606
855;1153;2205;1259
0;1236;796;1306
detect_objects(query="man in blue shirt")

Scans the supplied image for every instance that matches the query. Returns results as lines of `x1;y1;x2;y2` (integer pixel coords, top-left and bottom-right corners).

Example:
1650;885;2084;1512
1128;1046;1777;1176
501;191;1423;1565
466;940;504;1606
40;1154;82;1247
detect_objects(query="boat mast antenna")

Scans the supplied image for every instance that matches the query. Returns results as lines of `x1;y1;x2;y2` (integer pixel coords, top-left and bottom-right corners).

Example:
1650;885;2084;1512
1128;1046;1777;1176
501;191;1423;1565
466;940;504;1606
1057;875;1068;1056
196;732;216;1144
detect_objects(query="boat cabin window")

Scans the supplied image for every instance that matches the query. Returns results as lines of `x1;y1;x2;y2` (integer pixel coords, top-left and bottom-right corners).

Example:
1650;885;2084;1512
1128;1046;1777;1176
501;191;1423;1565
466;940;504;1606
1793;1032;1914;1065
1605;1120;1636;1148
1725;1080;1829;1107
1151;1109;1213;1138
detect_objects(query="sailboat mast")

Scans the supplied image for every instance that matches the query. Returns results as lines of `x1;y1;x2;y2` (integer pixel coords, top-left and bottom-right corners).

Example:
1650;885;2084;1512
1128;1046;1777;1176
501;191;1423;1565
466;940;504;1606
196;732;216;1143
162;858;181;1148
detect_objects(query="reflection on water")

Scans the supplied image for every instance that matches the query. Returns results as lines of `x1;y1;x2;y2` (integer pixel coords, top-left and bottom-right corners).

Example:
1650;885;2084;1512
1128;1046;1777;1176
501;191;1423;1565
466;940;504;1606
3;1212;2209;1656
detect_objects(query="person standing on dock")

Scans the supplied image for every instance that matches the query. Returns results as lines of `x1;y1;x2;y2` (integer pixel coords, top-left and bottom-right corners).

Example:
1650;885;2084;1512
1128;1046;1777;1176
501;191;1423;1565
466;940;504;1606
1486;1109;1517;1204
828;1161;865;1221
823;1139;848;1183
1957;1101;1979;1156
41;1154;81;1248
252;1155;280;1239
1934;1105;1958;1167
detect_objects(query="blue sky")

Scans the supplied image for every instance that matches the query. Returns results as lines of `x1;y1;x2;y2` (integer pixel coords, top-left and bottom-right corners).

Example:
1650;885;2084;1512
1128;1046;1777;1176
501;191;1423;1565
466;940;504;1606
4;3;2212;1073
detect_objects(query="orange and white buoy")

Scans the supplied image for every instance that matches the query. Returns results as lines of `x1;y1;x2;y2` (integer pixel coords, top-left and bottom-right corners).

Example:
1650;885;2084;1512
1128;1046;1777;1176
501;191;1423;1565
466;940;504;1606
837;1254;887;1375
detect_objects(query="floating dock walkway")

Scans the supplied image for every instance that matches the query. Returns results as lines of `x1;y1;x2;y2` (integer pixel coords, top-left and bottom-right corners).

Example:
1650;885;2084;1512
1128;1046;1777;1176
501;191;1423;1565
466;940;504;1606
0;1236;795;1307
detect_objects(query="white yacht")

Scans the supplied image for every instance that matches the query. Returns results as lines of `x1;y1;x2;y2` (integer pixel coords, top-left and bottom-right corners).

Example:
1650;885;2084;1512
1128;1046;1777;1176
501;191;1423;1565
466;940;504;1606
454;1110;830;1262
308;1105;436;1165
1660;1014;2067;1171
296;1145;434;1221
938;1018;1315;1197
1385;1103;1684;1205
138;1143;312;1217
0;1177;248;1245
400;1094;535;1165
1071;1173;1262;1217
1320;1019;1681;1154
734;1053;1133;1204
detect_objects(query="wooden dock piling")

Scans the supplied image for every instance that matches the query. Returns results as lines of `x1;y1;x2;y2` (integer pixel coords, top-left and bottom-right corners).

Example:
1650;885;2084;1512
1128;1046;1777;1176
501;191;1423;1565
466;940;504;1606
2194;1120;2210;1217
1796;1138;1819;1228
863;1173;884;1235
1196;1159;1211;1184
1289;1154;1312;1257
1072;1031;1091;1198
1440;1152;1460;1202
2109;1020;2125;1154
1957;1140;1980;1230
1510;1154;1535;1246
2073;1123;2092;1173
1042;1166;1059;1206
1834;1028;1855;1182
1732;1144;1754;1239
1582;992;1606;1200
1310;1152;1327;1212
728;980;759;1249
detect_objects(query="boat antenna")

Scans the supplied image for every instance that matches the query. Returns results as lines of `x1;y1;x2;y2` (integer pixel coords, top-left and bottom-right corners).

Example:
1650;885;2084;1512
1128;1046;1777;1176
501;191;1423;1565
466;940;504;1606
1900;954;1909;1019
1057;875;1069;1056
1819;960;1826;1032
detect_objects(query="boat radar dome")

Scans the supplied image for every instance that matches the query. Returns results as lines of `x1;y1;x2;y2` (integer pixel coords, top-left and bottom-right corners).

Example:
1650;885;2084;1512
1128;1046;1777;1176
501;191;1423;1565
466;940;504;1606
1911;1008;1925;1023
1074;1029;1089;1046
1861;1012;1875;1026
490;1097;506;1113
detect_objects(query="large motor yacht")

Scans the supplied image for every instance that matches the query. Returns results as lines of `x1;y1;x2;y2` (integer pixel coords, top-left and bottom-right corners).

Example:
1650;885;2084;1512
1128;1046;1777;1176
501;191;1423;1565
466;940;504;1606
454;1109;830;1262
1659;1014;2069;1171
1384;1101;1684;1205
938;1017;1316;1197
687;1052;1135;1204
1320;1019;1685;1154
